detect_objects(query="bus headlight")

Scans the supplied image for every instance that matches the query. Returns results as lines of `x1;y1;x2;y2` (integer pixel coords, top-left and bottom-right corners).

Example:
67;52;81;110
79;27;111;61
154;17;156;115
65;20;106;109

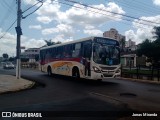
93;66;101;73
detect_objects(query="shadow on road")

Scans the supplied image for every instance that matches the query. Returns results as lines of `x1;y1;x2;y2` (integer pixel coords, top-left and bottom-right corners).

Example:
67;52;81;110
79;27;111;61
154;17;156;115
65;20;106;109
43;74;120;87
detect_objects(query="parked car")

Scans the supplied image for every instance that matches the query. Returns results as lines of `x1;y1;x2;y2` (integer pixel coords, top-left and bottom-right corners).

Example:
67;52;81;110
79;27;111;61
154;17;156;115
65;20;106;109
3;62;15;69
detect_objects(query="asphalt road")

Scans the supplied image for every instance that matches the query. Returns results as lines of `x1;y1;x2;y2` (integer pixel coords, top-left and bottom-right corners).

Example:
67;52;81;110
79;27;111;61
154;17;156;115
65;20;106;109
0;67;160;119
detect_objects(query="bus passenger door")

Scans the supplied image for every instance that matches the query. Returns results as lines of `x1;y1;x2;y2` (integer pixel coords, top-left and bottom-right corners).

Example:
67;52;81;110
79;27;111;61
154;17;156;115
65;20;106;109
83;41;92;77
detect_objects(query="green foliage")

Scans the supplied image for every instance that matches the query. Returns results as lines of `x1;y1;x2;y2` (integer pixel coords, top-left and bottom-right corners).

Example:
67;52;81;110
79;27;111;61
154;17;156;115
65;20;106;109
44;39;61;46
137;39;153;58
137;26;160;62
120;37;126;52
153;26;160;40
8;57;15;62
2;53;9;58
44;39;54;46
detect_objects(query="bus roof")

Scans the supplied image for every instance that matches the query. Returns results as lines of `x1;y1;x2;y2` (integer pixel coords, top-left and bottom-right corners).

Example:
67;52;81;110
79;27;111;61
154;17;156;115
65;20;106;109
40;36;118;50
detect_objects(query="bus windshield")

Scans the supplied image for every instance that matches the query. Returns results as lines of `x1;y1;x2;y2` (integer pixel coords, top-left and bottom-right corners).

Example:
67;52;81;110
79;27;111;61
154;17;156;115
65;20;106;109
93;43;120;65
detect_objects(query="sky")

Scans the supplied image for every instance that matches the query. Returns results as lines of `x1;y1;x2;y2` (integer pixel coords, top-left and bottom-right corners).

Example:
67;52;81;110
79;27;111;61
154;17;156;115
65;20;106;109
0;0;160;57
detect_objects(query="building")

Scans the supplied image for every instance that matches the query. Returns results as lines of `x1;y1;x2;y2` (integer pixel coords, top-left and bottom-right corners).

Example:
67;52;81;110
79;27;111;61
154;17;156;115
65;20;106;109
103;28;125;42
121;54;137;67
21;48;40;62
127;45;137;52
126;39;135;47
120;45;137;67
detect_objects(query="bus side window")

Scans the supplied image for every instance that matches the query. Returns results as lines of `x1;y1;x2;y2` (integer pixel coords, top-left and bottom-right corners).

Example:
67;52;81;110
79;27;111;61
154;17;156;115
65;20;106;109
40;50;44;61
72;43;81;58
83;41;92;59
45;49;52;60
51;48;56;58
56;47;61;58
64;45;72;58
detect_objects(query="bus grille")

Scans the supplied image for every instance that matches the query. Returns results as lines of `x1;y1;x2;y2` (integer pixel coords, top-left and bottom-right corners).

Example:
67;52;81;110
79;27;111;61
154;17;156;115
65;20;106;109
103;74;113;77
100;67;116;70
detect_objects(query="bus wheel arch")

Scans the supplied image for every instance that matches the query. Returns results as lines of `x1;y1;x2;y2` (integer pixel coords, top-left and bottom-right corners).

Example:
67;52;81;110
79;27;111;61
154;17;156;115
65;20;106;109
72;66;80;78
47;66;52;76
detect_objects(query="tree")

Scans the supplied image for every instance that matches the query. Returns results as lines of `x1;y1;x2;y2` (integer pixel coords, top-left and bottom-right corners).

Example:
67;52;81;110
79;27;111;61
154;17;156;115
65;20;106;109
152;26;160;62
137;26;160;63
153;26;160;40
9;57;15;62
44;39;54;46
2;53;9;59
44;39;61;46
137;39;153;58
119;37;125;52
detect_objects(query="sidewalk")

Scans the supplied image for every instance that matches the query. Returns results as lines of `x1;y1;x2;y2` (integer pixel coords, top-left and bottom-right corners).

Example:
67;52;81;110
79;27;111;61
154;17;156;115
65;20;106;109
119;77;160;85
0;75;35;94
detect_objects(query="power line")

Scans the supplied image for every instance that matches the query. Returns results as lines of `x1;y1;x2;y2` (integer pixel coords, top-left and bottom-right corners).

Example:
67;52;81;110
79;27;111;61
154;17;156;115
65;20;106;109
55;0;158;27
132;0;160;12
64;0;160;26
116;0;160;15
22;0;43;19
0;20;17;39
59;1;143;31
0;0;44;40
0;0;16;28
2;0;16;14
115;0;159;17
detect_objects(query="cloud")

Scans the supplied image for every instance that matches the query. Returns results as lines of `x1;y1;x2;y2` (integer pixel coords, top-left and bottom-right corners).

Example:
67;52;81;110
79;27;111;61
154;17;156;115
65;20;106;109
51;34;73;43
2;0;127;56
84;29;103;36
35;0;60;24
21;38;46;49
36;0;60;16
35;1;125;37
37;16;53;24
42;24;74;37
0;30;16;56
23;0;37;5
0;29;46;56
64;2;125;27
84;25;103;36
153;0;160;6
125;15;160;44
29;25;42;30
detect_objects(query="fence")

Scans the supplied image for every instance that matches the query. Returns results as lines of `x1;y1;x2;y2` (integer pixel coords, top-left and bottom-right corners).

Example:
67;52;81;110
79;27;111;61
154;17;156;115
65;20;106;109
21;62;39;69
121;65;160;81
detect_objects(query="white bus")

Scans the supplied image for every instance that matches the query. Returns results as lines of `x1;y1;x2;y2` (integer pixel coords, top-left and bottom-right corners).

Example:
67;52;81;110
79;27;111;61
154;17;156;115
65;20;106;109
39;36;121;81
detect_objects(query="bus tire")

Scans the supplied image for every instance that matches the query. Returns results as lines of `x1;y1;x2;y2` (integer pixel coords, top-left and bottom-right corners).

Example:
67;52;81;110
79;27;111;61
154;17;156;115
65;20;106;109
72;67;80;79
47;66;52;76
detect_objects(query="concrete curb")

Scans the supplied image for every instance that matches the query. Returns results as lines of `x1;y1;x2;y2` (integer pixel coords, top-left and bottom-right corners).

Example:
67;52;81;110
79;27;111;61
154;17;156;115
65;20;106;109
0;75;35;94
117;77;160;85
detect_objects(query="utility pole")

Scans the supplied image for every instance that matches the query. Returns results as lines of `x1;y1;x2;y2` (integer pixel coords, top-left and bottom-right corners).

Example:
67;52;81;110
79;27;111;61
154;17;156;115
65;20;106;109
15;0;22;79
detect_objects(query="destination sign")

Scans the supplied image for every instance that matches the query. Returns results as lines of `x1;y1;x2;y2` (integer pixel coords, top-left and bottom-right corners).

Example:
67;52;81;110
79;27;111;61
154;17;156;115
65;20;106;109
94;37;119;45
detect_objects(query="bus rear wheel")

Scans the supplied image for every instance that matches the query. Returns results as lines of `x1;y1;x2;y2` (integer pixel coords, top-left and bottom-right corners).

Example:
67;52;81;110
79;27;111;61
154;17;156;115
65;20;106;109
72;67;80;79
47;66;52;76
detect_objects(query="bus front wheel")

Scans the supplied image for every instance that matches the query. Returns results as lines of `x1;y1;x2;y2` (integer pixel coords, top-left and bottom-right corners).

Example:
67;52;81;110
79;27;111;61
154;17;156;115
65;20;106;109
47;66;52;76
72;67;80;79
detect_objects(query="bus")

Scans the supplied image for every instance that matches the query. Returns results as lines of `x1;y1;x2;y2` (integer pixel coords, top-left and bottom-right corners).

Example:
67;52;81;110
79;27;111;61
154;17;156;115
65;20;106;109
39;36;121;81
